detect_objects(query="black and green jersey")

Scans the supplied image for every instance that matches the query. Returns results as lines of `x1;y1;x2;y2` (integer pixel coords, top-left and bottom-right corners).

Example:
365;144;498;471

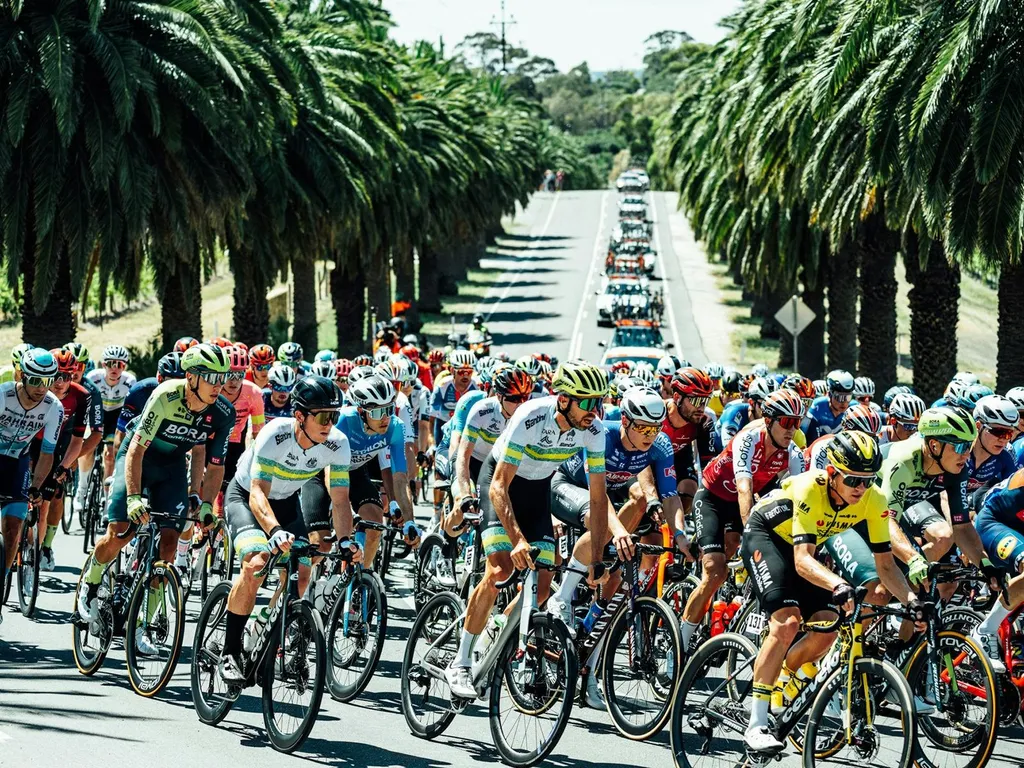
128;379;235;465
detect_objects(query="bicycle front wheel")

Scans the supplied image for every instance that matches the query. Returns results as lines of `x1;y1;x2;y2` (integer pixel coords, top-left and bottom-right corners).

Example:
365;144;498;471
602;595;682;740
400;590;462;740
17;525;40;617
326;569;387;702
190;581;234;724
124;562;186;697
262;600;327;753
61;495;74;534
904;630;997;768
803;657;917;768
489;613;578;766
669;632;757;768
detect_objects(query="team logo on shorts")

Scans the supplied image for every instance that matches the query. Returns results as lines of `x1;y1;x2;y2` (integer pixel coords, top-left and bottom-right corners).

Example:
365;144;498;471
997;534;1018;562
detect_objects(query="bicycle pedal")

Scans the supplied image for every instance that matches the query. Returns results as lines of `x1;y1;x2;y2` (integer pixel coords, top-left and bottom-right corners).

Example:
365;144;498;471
449;694;473;713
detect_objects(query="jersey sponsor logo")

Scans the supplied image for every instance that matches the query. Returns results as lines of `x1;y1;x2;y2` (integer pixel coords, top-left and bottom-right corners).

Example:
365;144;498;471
997;534;1018;562
275;432;290;445
829;534;860;574
540;434;554;447
524;414;545;430
167;391;181;402
306;457;319;468
750;550;773;591
164;423;208;441
324;440;339;451
142;410;159;434
663;465;676;479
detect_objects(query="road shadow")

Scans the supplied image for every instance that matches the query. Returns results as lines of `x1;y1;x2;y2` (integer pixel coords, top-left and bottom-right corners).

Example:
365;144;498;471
478;294;552;305
484;253;567;262
490;280;555;290
493;331;562;345
499;234;571;242
295;735;458;767
485;311;561;323
491;244;569;252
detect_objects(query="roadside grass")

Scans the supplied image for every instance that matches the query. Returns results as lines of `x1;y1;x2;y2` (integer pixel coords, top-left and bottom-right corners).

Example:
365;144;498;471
709;259;998;384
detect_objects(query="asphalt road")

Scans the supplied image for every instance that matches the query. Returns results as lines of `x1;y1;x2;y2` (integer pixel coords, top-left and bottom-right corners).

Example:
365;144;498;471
4;191;1023;768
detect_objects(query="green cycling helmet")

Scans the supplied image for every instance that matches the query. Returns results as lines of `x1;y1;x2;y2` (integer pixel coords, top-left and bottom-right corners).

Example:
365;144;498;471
63;342;90;363
181;343;230;374
918;406;978;444
11;342;31;368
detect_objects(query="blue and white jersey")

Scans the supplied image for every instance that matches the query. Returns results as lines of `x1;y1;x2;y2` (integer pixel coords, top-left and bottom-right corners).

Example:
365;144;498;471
335;405;407;472
805;396;846;441
0;382;64;457
436;391;486;458
1010;436;1024;470
117;377;159;433
430;378;478;424
562;420;677;497
966;449;1018;492
262;389;293;421
718;401;751;447
603;404;621;422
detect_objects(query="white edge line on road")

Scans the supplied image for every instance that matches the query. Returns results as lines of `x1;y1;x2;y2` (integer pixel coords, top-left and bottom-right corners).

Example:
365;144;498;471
651;193;683;353
568;190;609;360
481;192;561;324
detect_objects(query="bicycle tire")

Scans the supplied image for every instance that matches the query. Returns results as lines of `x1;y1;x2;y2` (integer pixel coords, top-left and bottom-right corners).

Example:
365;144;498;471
488;613;578;766
124;562;186;697
938;607;982;636
17;524;39;617
0;533;5;610
400;590;463;739
602;595;682;740
414;533;454;612
71;562;114;676
61;495;74;535
904;630;997;768
669;631;757;768
803;656;917;768
261;600;327;753
326;569;388;702
191;581;235;723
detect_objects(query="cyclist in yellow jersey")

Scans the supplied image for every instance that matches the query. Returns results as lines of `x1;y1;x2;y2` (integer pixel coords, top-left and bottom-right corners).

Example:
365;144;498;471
708;369;742;417
740;430;923;752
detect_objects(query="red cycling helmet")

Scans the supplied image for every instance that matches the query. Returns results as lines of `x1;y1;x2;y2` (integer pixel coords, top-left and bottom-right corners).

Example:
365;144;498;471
249;344;275;366
670;367;714;398
400;344;420;361
226;346;249;372
173;336;199;353
335;358;355;379
51;348;78;373
783;374;815;401
494;367;534;399
427;349;445;364
206;336;233;349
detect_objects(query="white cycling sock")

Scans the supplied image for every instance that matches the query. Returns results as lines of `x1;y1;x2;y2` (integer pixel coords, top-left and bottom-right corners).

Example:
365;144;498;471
680;620;699;651
455;630;478;668
555;557;586;603
174;537;190;567
978;599;1012;636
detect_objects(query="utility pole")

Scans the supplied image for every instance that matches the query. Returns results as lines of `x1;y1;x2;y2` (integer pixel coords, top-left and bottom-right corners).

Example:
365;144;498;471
490;0;517;74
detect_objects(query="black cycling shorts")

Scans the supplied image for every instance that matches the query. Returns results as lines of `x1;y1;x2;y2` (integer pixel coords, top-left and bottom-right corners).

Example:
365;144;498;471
102;410;120;442
673;444;699;485
740;525;833;617
298;473;333;534
222;440;247;488
348;463;383;511
0;453;31;520
693;488;743;555
549;468;635;532
899;499;946;540
224;478;310;563
478;454;556;566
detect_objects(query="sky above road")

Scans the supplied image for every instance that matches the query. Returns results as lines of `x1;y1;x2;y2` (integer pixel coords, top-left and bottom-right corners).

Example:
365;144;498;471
382;0;741;72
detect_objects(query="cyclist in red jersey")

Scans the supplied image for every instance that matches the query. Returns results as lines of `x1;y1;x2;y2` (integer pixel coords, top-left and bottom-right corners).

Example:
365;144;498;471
679;390;806;650
35;349;91;572
211;347;266;514
663;368;718;521
246;344;275;389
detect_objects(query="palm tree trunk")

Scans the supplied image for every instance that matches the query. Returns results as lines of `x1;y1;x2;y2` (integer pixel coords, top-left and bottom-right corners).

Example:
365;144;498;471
23;243;76;348
418;244;442;312
332;257;366;358
904;237;960;403
826;243;859;371
393;239;420;332
437;244;465;295
757;284;787;341
160;249;202;349
856;214;898;391
365;245;391;325
292;258;318;353
996;261;1024;392
232;258;270;347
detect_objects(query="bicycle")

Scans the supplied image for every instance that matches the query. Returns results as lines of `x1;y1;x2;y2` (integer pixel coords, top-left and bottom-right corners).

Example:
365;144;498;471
72;509;197;697
323;520;389;703
80;453;106;554
670;586;919;768
194;522;235;603
401;547;578;766
190;540;334;753
415;494;484;611
60;470;78;535
4;503;41;617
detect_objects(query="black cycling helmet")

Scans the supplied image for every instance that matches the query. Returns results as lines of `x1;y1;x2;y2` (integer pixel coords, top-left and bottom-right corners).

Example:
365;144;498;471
157;352;185;380
720;370;742;394
291;375;342;411
472;313;484;325
826;430;883;474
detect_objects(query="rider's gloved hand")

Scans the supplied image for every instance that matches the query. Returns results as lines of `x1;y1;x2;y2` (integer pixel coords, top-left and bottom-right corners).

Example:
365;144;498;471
188;493;201;513
906;554;929;588
267;526;294;554
831;582;856;614
980;557;1010;593
197;501;217;527
403;520;420;542
126;494;148;524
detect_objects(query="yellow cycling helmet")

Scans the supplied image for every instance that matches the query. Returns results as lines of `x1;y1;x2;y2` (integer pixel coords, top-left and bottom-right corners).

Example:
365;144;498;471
551;360;609;398
826;430;882;474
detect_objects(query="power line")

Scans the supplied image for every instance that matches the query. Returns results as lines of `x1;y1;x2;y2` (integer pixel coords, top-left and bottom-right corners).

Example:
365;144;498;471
489;0;517;74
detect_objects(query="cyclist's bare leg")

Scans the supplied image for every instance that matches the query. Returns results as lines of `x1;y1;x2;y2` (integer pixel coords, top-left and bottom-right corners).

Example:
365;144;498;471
752;606;802;689
465;551;514;634
92;520;133;565
570;491;641;596
102;443;115;481
358;501;384;565
783;609;837;671
227;551;270;616
2;517;22;571
682;531;740;624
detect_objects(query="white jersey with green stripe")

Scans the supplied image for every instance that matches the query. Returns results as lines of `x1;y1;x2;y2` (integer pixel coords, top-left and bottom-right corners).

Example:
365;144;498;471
462;395;510;462
491;395;605;481
234;417;350;500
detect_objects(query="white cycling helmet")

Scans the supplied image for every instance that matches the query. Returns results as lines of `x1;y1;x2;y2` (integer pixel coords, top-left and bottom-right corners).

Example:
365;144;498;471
373;346;392;363
953;371;981;386
349;374;396;408
704;362;724;379
751;363;770;378
448;349;476;370
813;379;827;397
537;359;553;378
974;395;1019;429
888;393;926;423
21;347;58;378
389;354;418;384
268;364;298;390
841;404;882;434
314;349;337;363
514;354;542;377
620;387;667;423
631;363;657;387
747;377;777;402
310;360;336;378
102;344;130;363
853;376;875;399
656;355;683;378
349;365;376;383
826;369;855;395
1004;387;1024;414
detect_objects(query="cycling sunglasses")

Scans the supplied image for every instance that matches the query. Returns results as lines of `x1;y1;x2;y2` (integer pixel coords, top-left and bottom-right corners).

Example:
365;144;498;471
226;371;245;382
629;419;662;437
502;393;530;405
934;437;972;454
838;471;875;489
199;372;230;385
104;360;126;370
336;376;349;385
830;392;851;402
306;410;341;426
54;372;73;383
772;416;801;430
986;426;1015;440
253;363;273;372
25;375;55;387
454;367;475;375
685;395;710;410
896;420;918;433
572;396;602;413
270;384;294;393
364;404;394;420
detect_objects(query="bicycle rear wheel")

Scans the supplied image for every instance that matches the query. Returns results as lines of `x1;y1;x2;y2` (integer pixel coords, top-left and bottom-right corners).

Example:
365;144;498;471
401;591;463;739
190;582;235;724
17;524;39;617
489;614;578;766
669;632;757;768
61;495;74;535
803;657;917;768
71;563;115;676
262;601;327;753
326;569;387;702
124;562;186;697
904;631;997;768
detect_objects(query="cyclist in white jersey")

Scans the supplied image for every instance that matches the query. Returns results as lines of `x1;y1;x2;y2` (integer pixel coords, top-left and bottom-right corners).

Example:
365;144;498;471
445;361;610;698
0;349;63;623
86;345;137;481
219;376;357;683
